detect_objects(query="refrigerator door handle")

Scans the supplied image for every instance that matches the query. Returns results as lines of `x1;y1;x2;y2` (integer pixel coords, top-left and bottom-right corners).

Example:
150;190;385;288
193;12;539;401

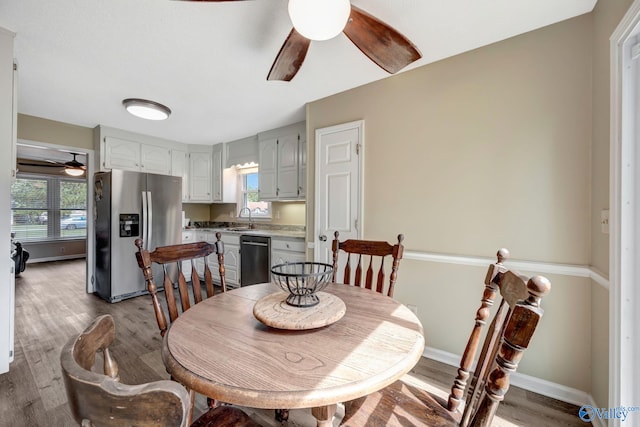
147;191;153;250
142;191;149;249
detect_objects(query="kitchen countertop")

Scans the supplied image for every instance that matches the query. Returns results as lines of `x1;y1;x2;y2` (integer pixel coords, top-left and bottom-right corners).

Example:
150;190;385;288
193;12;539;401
183;227;305;240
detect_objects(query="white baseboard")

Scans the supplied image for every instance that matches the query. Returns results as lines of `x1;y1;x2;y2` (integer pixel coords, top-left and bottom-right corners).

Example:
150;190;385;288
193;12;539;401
422;346;593;408
587;395;608;427
26;254;86;264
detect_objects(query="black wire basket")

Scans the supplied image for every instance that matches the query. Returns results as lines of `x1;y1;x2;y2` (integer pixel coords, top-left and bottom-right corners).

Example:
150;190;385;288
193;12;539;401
271;262;334;307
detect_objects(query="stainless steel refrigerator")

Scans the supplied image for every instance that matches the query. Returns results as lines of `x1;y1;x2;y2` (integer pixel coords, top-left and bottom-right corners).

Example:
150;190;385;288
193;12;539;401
94;170;182;302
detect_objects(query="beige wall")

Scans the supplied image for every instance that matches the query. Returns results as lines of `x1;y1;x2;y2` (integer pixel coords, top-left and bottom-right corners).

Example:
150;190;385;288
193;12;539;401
17;114;93;149
307;15;594;392
208;202;306;225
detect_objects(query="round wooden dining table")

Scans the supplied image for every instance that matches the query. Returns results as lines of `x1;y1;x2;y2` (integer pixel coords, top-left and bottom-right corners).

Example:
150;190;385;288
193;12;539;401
162;282;425;427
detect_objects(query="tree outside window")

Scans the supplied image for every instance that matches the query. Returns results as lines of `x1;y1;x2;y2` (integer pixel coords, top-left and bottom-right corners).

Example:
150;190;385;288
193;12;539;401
238;171;270;218
11;175;87;241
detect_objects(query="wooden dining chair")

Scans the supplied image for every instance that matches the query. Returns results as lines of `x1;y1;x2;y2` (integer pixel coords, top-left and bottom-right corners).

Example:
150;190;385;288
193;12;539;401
135;232;226;338
341;248;551;427
60;314;260;427
331;231;405;297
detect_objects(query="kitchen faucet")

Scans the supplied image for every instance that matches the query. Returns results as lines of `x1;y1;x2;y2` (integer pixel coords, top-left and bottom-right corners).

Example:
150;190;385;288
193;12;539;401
239;206;254;229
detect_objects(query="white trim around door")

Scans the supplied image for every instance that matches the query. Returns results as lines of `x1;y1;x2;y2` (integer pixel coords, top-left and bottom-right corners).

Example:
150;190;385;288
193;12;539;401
610;0;640;422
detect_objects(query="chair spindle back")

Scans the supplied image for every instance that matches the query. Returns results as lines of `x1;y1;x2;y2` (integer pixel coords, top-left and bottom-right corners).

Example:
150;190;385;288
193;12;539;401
135;232;226;337
331;231;404;297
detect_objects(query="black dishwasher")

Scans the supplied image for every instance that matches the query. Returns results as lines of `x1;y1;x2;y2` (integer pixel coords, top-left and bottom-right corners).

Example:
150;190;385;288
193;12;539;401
240;235;271;286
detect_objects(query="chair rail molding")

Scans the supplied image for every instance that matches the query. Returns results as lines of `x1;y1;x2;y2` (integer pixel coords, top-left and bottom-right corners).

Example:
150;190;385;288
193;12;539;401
404;250;609;289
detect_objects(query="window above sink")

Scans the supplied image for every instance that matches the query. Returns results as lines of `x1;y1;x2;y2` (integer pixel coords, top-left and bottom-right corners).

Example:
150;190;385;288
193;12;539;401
237;166;271;219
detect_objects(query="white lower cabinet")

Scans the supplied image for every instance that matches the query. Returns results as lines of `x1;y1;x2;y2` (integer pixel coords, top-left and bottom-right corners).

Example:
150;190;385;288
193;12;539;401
206;233;240;289
181;230;196;282
271;238;305;267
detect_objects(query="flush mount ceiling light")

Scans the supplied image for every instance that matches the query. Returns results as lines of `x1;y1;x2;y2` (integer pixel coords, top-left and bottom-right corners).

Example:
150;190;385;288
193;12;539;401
287;0;351;41
122;98;171;121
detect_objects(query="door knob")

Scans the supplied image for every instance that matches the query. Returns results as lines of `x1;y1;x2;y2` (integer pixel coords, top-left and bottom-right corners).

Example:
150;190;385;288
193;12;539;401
319;235;327;242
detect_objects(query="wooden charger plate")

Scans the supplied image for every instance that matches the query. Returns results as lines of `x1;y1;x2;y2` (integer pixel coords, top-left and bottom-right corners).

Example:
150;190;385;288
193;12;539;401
253;291;346;330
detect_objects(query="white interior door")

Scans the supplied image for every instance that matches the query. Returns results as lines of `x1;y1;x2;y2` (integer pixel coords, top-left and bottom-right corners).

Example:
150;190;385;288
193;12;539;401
314;121;363;270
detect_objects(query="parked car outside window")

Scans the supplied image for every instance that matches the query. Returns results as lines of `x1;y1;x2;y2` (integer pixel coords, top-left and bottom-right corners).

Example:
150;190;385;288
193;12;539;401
61;215;87;230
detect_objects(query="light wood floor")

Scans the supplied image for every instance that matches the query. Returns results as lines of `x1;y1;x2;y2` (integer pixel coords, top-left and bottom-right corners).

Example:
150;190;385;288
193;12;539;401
0;259;588;427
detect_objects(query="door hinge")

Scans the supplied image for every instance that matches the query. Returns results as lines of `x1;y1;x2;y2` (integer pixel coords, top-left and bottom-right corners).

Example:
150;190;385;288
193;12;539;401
356;143;361;155
13;63;17;71
354;219;358;230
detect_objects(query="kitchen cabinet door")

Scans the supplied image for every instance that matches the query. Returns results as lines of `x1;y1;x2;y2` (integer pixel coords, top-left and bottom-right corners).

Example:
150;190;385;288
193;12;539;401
211;144;223;202
188;152;212;202
258;138;277;200
271;238;305;266
171;149;189;202
140;144;171;175
277;133;299;199
104;137;141;171
206;234;240;288
298;133;306;199
222;244;240;288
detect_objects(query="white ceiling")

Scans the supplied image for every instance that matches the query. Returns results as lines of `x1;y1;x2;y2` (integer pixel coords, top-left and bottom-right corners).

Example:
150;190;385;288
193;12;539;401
0;0;596;146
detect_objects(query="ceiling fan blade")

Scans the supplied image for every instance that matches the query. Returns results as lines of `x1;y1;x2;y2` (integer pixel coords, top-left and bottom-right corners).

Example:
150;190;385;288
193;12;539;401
18;161;64;168
267;28;311;81
343;5;422;74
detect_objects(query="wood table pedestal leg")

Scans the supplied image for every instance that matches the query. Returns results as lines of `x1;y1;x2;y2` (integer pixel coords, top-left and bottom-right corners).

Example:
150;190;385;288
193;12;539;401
311;404;337;427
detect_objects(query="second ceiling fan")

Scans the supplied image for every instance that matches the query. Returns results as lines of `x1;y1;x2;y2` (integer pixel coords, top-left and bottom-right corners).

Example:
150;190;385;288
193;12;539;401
183;0;422;81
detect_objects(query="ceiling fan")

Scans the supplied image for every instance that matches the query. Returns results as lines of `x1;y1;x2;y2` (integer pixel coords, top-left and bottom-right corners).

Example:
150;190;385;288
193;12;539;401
183;0;422;81
18;153;87;176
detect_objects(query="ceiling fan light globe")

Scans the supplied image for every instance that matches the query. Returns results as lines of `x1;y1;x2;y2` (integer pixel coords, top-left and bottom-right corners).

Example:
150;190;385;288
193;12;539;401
65;167;85;177
288;0;351;41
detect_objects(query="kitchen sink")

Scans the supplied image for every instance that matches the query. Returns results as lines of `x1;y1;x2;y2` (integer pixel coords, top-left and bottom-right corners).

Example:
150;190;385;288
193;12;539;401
226;227;252;232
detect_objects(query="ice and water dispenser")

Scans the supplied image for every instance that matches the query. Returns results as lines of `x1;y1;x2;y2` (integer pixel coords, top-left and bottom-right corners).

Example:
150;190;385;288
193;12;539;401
119;214;139;237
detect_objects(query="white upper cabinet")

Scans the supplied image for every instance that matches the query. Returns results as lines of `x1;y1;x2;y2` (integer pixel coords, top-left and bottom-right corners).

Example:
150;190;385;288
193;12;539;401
104;137;140;171
298;132;307;199
258;138;278;200
140;144;171;174
188;151;213;202
171;149;189;202
211;144;223;202
277;133;299;199
104;136;171;175
257;121;306;201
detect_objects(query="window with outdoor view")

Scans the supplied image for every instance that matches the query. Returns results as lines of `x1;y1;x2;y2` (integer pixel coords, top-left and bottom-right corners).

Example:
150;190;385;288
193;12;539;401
11;174;87;241
237;169;270;218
